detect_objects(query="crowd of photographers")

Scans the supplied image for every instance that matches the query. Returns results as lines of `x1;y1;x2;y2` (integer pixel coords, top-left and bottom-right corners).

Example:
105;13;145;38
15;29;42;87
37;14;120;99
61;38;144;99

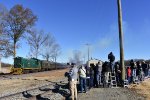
65;52;150;100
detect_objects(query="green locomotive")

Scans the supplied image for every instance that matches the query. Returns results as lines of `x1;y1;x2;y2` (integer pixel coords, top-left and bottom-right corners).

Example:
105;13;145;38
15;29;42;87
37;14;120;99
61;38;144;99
11;57;55;74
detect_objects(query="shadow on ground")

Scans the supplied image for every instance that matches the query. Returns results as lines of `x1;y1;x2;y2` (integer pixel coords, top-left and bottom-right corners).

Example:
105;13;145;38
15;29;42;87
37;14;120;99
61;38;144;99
52;82;71;100
22;80;71;100
22;90;50;100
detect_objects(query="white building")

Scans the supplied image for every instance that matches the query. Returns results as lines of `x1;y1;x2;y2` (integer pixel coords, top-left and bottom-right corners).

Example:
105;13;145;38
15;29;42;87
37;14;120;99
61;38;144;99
87;59;103;67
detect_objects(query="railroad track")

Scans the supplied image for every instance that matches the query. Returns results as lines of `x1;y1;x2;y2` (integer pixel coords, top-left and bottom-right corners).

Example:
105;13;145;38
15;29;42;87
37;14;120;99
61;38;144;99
0;79;68;100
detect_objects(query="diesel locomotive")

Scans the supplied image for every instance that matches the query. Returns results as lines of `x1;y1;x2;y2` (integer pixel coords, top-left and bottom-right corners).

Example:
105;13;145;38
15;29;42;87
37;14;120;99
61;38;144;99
11;57;63;74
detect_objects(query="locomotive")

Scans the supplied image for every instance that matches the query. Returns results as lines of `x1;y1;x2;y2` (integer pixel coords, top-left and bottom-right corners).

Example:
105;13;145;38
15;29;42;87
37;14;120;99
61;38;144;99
11;57;64;74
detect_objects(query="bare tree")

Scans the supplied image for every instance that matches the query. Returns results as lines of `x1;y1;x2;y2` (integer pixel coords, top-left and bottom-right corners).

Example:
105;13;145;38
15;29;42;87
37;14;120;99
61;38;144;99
4;4;37;58
27;29;49;59
0;4;8;55
51;43;61;69
0;4;8;35
0;4;11;71
42;33;55;61
0;34;13;57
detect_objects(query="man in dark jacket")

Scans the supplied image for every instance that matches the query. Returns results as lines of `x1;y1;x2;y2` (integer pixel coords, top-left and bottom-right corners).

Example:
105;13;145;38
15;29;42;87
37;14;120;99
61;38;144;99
93;64;98;88
108;52;115;72
93;61;102;87
102;61;111;87
142;61;148;77
115;62;121;85
90;64;94;89
85;65;90;89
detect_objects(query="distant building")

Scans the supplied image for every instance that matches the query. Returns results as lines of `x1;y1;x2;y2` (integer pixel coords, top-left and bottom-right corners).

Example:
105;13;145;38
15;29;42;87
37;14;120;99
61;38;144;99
87;59;103;67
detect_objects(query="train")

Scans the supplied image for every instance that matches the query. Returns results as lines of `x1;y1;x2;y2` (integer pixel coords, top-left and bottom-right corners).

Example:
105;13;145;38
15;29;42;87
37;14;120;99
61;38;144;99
11;57;66;74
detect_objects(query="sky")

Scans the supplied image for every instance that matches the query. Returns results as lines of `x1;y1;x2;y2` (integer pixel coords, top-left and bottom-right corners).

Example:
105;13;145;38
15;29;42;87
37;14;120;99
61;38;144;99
0;0;150;64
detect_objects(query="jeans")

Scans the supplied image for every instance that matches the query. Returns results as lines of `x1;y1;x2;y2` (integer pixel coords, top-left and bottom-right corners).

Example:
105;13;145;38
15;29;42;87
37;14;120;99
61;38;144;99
79;76;87;93
116;73;121;84
94;74;98;87
149;69;150;77
132;69;136;82
69;81;77;100
86;77;90;89
127;76;131;84
98;72;102;85
90;77;94;88
138;74;143;81
145;69;148;77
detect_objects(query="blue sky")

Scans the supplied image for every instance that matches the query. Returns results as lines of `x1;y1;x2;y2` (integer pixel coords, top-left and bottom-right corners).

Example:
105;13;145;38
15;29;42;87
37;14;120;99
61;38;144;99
1;0;150;64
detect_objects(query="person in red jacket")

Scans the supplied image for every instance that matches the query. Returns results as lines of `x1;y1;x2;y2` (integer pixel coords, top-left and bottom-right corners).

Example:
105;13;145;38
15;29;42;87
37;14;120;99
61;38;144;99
127;66;131;84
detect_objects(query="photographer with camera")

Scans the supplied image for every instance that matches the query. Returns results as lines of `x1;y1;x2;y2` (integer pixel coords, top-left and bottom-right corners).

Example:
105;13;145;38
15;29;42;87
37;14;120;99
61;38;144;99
65;63;78;100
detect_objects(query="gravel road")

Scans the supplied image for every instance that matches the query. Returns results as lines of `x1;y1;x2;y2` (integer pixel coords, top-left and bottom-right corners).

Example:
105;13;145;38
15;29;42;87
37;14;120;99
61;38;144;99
78;87;145;100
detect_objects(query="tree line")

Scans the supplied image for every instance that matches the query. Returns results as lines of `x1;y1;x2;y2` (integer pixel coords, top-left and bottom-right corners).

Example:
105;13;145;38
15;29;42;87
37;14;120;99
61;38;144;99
0;4;61;64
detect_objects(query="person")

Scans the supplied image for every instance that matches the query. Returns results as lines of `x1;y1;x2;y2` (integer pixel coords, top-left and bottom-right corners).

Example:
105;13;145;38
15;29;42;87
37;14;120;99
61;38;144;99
136;61;144;81
108;52;115;72
146;63;149;77
108;52;115;63
85;65;90;89
130;59;137;83
93;62;102;88
148;63;150;77
78;65;87;93
102;61;111;87
148;63;150;78
93;63;98;87
101;62;106;87
68;63;78;100
142;61;148;78
114;62;121;85
90;64;94;89
127;66;131;84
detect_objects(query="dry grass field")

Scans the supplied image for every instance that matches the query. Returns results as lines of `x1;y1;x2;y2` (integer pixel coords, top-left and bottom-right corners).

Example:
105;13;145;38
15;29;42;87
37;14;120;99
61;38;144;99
129;79;150;100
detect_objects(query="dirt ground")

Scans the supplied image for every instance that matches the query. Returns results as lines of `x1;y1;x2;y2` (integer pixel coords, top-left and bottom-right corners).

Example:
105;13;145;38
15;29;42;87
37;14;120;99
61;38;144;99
0;67;11;73
0;68;150;100
25;68;69;81
129;79;150;100
78;88;145;100
78;79;150;100
0;68;69;95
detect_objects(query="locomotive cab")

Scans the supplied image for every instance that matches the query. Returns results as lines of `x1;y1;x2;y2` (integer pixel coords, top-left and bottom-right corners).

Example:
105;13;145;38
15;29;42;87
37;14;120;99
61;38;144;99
11;57;23;74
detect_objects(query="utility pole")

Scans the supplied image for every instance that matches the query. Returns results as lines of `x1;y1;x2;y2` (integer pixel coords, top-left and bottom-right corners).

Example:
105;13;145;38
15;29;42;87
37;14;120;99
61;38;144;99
85;43;90;61
117;0;125;81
